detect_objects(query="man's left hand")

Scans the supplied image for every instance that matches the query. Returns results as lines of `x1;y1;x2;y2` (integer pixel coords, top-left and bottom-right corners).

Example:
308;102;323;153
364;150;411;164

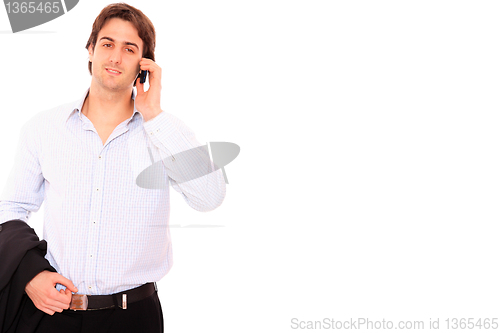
135;58;163;122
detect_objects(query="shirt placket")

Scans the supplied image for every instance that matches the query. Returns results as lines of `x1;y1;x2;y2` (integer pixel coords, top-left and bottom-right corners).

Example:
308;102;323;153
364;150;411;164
83;140;108;294
81;118;131;294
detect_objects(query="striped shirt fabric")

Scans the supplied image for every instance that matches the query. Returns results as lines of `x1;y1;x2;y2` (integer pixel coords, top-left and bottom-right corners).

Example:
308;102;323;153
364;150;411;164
0;88;226;295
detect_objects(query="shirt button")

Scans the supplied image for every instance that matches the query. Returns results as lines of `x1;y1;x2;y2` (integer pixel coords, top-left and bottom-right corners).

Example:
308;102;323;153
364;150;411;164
98;156;102;159
88;286;92;289
96;188;99;191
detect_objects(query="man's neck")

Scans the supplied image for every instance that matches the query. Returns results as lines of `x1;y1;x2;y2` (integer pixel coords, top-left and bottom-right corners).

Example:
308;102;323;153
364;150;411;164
82;82;135;125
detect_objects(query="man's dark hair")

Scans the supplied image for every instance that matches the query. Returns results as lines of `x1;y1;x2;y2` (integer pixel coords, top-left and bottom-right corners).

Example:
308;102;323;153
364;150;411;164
85;3;156;84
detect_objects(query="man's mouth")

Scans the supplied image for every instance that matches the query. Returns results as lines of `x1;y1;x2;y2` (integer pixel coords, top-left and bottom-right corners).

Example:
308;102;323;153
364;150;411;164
106;68;122;75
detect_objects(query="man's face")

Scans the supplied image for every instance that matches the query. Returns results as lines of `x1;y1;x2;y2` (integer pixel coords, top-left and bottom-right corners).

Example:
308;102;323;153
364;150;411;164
88;18;144;92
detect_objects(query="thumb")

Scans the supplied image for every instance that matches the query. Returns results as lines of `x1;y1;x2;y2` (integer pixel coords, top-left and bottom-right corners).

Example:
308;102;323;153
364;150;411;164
52;273;78;293
136;78;144;94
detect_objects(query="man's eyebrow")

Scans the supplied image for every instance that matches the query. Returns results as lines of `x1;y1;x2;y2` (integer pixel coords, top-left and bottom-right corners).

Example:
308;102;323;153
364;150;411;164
98;36;140;50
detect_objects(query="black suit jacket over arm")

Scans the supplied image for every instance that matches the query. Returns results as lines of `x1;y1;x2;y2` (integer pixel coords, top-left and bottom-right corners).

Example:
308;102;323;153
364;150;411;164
0;220;56;333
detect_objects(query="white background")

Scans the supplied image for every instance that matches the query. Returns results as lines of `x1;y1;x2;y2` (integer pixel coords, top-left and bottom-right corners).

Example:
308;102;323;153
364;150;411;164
1;1;500;332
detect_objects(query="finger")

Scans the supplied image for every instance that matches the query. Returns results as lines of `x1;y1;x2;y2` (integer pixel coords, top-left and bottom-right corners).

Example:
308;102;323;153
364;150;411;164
51;274;78;293
42;309;56;316
140;58;156;66
47;300;71;311
64;288;73;302
139;63;156;70
138;67;161;88
45;289;74;311
62;288;73;300
39;306;59;316
47;294;72;309
49;305;65;313
50;288;73;305
139;67;160;81
138;60;161;80
139;63;161;75
47;306;65;314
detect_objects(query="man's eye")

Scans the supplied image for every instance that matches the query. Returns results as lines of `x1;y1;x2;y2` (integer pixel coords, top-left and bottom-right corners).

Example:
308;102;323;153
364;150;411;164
103;44;112;47
126;48;134;53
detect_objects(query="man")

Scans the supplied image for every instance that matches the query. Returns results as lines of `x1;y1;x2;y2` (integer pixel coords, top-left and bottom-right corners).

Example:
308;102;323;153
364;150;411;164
0;3;226;332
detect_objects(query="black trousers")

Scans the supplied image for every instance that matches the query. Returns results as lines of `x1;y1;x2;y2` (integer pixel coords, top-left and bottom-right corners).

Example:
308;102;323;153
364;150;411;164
30;290;164;333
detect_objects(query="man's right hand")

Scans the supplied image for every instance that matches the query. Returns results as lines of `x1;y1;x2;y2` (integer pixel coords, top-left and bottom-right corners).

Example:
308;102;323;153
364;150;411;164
25;270;78;315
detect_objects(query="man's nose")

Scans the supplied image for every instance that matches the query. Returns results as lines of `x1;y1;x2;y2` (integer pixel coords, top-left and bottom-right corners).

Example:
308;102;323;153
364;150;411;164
109;49;122;64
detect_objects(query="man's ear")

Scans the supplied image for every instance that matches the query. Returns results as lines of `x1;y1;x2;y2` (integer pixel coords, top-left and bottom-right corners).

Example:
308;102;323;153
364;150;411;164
88;44;94;62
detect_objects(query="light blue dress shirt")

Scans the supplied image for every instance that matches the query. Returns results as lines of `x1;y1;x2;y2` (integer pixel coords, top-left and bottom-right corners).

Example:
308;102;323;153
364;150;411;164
0;88;226;295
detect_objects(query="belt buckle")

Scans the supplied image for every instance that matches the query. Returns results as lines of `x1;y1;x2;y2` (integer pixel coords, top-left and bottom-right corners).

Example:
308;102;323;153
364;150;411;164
70;294;88;311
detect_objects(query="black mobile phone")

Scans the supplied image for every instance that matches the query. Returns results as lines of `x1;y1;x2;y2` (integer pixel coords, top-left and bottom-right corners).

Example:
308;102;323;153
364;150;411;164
139;70;148;84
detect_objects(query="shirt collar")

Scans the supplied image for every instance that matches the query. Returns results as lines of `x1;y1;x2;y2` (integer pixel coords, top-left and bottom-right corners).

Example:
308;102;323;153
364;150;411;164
66;87;142;123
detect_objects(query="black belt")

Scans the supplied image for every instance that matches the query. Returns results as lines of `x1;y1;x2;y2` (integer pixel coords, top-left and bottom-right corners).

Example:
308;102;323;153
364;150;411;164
69;282;157;311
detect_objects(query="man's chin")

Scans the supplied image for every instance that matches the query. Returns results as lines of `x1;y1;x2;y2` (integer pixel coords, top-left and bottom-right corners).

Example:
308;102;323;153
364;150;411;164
98;80;134;91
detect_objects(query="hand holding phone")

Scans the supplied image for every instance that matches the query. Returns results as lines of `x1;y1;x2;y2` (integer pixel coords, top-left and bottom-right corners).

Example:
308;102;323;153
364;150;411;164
135;58;162;122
